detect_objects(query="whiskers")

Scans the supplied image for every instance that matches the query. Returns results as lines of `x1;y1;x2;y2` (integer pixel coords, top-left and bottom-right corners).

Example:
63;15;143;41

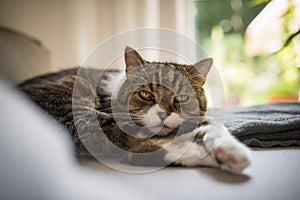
83;106;111;116
82;106;145;125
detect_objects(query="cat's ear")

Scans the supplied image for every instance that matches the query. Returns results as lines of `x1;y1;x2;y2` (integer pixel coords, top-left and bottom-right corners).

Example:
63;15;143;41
193;58;213;79
124;46;146;73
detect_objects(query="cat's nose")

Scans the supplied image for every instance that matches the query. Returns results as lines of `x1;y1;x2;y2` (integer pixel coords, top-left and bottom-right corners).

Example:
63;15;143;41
158;112;167;121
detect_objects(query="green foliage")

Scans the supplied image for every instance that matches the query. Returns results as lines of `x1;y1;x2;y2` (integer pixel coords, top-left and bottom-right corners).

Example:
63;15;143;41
269;0;300;96
195;0;300;106
250;0;271;6
195;0;267;41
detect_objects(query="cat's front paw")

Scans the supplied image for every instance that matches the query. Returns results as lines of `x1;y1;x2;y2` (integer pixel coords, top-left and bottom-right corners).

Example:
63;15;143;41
204;133;251;173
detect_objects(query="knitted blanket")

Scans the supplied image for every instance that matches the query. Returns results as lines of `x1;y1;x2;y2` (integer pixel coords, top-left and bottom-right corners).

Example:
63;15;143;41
208;102;300;147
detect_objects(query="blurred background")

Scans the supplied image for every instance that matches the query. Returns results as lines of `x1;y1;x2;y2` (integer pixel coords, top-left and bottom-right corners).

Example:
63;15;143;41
0;0;299;107
196;0;300;107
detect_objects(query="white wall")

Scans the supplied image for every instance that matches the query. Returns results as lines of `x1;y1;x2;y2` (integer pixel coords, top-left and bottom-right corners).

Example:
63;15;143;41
0;0;196;70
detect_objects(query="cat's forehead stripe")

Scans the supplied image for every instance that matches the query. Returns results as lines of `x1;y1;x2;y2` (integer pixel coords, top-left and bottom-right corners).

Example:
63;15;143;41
154;64;162;84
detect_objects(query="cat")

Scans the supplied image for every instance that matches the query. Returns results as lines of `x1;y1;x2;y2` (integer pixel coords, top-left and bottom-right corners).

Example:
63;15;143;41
18;46;251;173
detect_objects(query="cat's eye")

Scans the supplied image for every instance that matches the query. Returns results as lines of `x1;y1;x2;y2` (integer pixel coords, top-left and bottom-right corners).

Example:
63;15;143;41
174;95;189;103
139;90;155;101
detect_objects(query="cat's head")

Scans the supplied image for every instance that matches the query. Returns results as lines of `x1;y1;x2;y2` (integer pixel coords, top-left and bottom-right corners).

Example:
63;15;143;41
116;46;212;137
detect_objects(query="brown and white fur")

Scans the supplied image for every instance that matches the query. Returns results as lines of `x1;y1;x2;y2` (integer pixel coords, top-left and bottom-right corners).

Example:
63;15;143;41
19;46;251;173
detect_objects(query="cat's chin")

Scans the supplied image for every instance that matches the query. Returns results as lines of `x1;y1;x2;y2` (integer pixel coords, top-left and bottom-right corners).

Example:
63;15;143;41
151;126;176;137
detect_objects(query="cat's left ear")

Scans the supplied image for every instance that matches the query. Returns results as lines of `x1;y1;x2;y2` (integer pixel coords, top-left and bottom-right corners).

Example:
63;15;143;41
193;58;213;79
124;46;147;73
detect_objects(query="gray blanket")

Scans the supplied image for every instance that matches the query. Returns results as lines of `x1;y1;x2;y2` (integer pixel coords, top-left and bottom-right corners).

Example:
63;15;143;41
208;102;300;147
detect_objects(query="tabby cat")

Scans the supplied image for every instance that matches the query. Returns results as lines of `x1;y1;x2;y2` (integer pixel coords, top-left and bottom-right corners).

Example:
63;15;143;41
19;47;251;173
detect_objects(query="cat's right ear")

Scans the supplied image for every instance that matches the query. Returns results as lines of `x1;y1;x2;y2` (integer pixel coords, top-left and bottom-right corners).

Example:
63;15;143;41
124;46;146;73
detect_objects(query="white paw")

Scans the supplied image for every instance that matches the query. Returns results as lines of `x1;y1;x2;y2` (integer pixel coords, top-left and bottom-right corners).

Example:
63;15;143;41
205;135;251;173
163;125;251;173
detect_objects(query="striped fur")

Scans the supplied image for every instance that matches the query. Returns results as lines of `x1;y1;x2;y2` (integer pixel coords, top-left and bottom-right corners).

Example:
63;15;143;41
18;47;212;162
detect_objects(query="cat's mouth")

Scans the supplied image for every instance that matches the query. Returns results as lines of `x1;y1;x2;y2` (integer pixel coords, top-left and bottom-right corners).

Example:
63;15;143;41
152;124;177;136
